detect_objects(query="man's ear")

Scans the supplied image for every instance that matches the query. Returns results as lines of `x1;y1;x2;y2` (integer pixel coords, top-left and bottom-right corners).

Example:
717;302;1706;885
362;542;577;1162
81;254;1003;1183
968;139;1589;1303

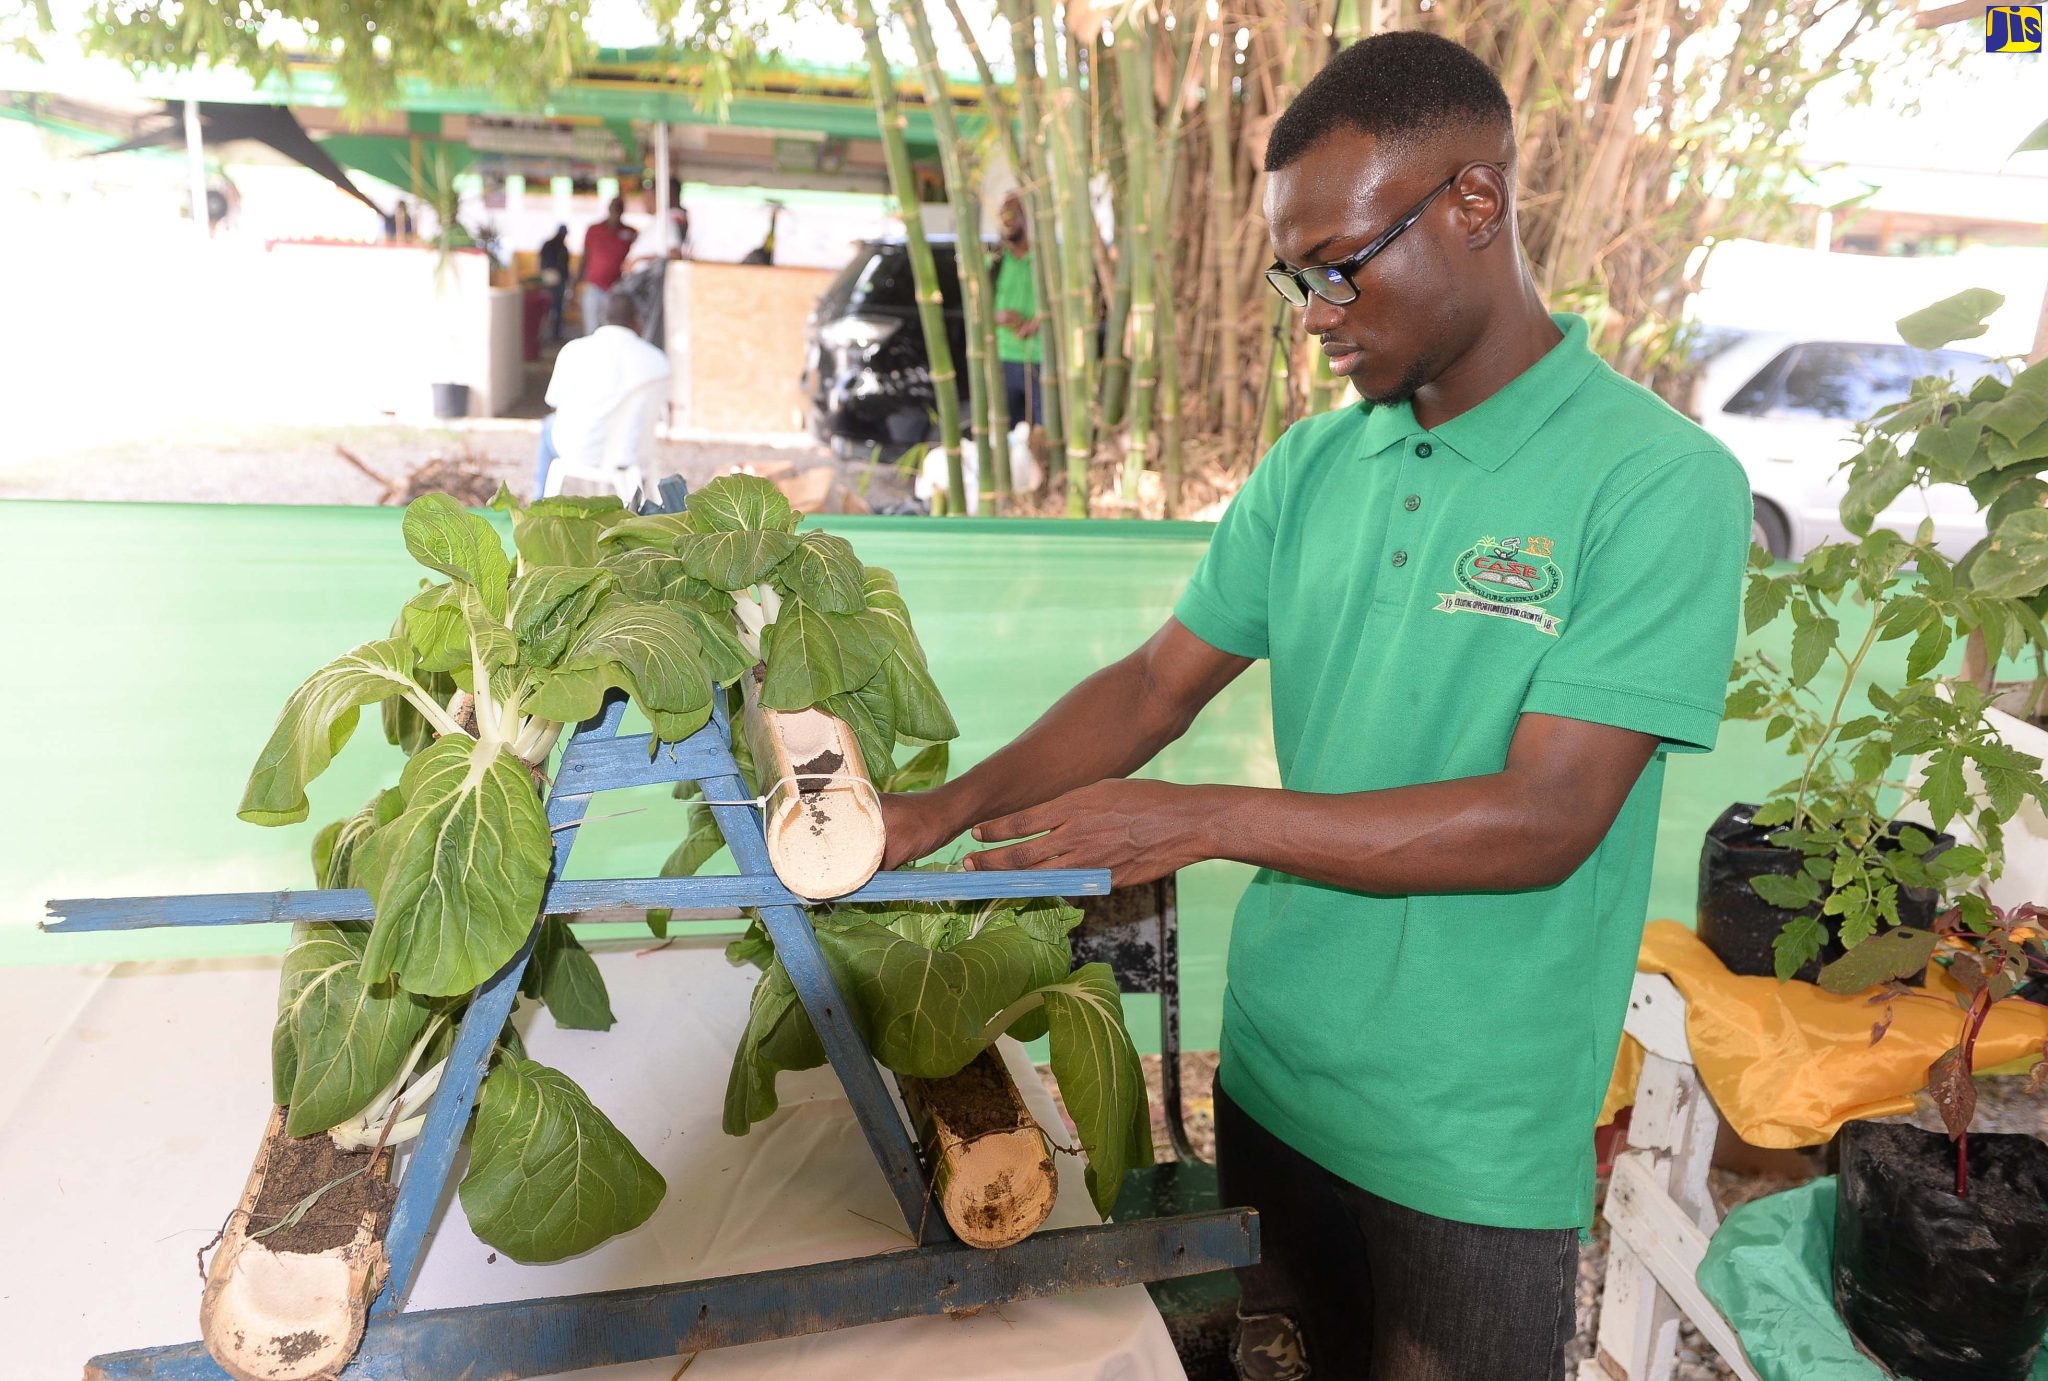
1456;163;1511;251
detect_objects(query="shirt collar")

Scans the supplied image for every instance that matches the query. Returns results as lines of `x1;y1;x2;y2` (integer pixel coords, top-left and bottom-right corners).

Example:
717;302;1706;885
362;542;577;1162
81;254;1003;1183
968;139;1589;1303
1353;313;1599;472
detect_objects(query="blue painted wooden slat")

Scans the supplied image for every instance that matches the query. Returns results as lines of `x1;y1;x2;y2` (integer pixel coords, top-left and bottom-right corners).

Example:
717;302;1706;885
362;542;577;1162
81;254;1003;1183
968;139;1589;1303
45;869;1112;934
549;722;733;794
696;764;952;1243
375;696;614;1315
85;1210;1259;1380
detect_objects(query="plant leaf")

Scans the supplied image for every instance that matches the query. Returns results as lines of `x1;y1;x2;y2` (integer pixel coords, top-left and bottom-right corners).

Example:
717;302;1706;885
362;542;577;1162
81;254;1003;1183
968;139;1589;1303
241;638;421;826
684;473;799;534
403;493;512;620
598;548;730;613
358;736;553;997
882;742;951;794
812;918;1072;1077
673;528;803;590
511;497;630;569
1819;928;1939;994
508;567;615;670
776;532;869;613
862;568;958;741
275;922;434;1136
822;675;898;779
1040;963;1154;1217
760;600;890;712
459;1056;665;1262
527;919;615;1031
1790;614;1838;688
401;582;470;673
1926;1043;1977;1140
526;600;715;743
1841;440;1911;538
1896;290;2003;351
722;956;828;1134
1750;872;1822;910
1773;915;1829;981
1967;509;2048;599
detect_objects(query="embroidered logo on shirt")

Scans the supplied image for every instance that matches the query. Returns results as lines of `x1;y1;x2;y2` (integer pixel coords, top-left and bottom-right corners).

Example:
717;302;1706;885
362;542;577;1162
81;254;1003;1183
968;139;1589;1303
1436;534;1563;636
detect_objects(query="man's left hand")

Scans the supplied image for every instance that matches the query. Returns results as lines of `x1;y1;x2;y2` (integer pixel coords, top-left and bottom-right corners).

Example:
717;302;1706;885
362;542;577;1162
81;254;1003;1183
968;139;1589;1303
964;779;1210;887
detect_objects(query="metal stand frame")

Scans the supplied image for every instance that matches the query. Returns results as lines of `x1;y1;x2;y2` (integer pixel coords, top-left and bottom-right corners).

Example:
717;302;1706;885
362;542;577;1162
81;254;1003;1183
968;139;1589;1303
51;486;1257;1381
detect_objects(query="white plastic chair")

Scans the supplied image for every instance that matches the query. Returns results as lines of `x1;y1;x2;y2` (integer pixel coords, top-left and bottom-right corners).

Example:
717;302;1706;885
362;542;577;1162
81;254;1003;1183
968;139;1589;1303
542;377;669;505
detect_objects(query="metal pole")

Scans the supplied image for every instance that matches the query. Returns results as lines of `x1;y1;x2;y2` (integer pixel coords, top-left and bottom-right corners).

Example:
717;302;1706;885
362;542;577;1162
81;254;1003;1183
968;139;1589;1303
653;121;671;256
183;99;208;241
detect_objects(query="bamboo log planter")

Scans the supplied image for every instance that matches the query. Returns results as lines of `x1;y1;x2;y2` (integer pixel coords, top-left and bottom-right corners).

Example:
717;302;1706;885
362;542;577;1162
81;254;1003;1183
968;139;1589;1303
900;1047;1060;1249
741;674;885;901
200;1108;392;1381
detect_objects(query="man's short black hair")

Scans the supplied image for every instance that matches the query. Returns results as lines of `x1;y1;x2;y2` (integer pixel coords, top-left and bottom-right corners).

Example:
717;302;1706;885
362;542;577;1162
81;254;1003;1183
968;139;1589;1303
1265;32;1513;173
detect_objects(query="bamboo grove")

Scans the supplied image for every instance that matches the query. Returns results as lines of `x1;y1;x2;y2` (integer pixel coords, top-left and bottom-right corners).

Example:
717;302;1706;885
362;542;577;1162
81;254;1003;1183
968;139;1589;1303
848;0;1919;518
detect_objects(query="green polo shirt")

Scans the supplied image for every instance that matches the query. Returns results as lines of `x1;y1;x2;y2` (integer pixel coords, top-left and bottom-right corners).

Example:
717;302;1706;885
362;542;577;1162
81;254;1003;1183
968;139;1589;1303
994;249;1041;365
1175;313;1749;1229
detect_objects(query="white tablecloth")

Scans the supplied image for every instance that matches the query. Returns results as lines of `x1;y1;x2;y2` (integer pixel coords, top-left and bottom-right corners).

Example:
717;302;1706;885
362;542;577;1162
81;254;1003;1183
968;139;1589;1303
0;937;1183;1380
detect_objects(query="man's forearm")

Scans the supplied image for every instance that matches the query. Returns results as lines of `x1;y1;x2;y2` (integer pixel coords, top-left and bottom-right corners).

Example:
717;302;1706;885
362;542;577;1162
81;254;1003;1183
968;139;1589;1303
1191;773;1589;895
937;654;1192;831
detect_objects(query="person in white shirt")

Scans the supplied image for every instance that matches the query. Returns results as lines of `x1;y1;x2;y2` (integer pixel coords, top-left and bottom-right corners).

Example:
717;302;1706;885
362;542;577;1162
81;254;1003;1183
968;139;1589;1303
533;292;674;498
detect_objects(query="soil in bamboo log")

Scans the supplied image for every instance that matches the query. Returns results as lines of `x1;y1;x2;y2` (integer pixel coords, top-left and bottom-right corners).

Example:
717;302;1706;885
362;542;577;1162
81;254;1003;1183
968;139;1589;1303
246;1131;394;1255
906;1048;1059;1249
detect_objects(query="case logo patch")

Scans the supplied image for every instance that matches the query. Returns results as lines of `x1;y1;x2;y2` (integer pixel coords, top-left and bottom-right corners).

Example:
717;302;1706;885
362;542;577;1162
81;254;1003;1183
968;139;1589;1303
1437;535;1563;635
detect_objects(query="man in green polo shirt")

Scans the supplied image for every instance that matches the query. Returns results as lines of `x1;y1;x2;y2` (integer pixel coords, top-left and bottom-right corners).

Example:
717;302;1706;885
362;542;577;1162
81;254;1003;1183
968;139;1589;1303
993;192;1048;487
882;31;1748;1381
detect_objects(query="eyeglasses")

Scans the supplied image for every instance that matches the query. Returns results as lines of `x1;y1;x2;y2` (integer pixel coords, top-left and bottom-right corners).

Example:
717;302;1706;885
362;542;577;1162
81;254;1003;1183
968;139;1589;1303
1264;171;1463;309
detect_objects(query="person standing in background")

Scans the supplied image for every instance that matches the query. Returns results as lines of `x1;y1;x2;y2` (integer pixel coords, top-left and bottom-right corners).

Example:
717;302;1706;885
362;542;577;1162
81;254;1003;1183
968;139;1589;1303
538;225;572;344
992;193;1047;485
576;196;638;337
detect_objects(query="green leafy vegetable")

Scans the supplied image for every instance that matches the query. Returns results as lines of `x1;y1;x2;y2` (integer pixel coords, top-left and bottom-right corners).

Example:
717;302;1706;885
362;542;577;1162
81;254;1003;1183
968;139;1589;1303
460;1056;666;1262
358;736;554;997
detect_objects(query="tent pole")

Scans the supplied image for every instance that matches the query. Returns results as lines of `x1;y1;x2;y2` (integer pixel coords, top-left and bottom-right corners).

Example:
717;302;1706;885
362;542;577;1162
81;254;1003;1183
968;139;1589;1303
183;100;208;241
654;121;671;256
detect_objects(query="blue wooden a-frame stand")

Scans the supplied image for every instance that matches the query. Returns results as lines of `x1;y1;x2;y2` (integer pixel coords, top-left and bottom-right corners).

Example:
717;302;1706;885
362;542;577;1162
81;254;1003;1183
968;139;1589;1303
50;486;1257;1381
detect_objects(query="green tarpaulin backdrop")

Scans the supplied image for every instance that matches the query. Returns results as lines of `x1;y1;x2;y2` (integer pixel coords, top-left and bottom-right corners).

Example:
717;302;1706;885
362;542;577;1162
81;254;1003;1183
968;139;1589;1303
0;502;1912;1052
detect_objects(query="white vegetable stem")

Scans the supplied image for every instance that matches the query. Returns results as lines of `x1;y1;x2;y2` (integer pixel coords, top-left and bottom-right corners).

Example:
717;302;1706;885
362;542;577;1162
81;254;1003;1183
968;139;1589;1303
328;1016;449;1152
731;591;768;661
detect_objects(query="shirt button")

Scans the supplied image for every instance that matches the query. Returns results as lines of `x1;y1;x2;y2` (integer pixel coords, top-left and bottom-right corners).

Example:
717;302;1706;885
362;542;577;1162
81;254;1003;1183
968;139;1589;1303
1404;495;1421;511
1391;550;1408;567
1415;441;1434;458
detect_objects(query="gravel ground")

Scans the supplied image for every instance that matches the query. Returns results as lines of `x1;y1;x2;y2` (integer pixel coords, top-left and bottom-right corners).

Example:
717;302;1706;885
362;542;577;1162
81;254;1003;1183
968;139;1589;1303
1034;1054;2048;1381
0;417;909;510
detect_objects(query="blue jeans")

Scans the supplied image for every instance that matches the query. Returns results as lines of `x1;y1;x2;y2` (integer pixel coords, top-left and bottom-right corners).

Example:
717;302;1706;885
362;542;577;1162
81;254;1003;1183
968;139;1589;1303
1002;359;1042;426
1216;1081;1578;1380
533;413;558;496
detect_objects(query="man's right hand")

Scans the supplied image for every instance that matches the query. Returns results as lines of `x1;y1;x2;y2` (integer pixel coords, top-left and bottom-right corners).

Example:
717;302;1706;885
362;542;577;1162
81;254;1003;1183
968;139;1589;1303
878;787;969;871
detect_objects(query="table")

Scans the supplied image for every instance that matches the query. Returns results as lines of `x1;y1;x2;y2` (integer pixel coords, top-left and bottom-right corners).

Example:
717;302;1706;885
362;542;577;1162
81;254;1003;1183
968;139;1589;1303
0;936;1183;1380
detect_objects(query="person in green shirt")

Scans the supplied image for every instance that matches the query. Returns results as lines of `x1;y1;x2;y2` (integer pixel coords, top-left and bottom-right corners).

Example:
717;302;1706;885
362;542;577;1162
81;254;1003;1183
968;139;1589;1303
883;30;1748;1381
993;192;1049;489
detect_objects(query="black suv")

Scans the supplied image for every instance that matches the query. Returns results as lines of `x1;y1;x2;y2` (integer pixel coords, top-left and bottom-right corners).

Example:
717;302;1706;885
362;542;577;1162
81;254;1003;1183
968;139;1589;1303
802;236;981;460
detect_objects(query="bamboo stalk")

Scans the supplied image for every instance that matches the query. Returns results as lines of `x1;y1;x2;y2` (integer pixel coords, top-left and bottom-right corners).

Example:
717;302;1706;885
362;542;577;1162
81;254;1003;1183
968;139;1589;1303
999;0;1070;474
1116;14;1160;506
853;0;966;513
899;1047;1058;1249
897;0;1005;513
1035;0;1102;516
1207;25;1242;448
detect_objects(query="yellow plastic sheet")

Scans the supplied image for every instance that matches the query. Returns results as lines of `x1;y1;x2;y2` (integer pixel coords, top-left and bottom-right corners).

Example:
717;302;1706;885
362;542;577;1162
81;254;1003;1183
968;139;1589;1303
1602;921;2048;1148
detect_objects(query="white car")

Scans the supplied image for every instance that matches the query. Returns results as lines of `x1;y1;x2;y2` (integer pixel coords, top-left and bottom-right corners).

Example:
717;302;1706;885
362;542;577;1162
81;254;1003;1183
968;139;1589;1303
1690;330;2002;560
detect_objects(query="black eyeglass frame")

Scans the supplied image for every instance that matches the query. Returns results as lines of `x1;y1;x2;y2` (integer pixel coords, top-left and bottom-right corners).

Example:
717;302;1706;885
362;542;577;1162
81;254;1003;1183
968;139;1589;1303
1264;167;1482;308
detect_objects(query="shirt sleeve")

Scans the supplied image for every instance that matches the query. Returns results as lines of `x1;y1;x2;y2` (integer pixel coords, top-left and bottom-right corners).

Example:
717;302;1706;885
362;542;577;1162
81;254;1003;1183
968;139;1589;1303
1173;430;1292;660
1520;449;1751;754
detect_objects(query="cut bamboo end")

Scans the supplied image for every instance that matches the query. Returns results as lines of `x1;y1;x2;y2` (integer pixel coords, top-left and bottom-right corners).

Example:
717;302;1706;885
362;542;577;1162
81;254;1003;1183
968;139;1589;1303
741;675;885;901
902;1048;1059;1250
200;1107;390;1381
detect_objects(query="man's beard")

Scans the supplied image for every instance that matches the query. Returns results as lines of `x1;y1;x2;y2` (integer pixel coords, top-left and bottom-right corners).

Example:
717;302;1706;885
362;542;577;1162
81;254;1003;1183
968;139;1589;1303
1357;357;1430;409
